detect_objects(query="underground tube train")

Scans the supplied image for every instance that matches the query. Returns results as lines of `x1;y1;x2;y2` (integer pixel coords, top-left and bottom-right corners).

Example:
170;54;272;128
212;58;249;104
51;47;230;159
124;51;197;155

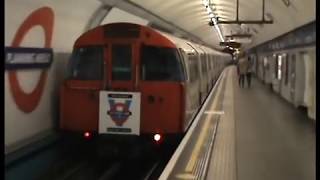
248;21;315;121
60;23;230;144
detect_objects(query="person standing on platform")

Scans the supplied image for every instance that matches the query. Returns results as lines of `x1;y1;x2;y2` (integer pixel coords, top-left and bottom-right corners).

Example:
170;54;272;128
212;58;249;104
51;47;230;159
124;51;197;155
246;56;253;88
237;53;248;88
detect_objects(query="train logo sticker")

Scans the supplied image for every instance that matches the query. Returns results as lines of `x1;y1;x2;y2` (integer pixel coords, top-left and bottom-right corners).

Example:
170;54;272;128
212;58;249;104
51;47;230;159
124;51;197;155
99;91;141;135
107;99;132;126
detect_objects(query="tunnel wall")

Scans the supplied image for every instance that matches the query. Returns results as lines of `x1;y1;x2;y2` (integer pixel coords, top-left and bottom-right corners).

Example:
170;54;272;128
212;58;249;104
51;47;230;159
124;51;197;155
4;0;101;153
4;0;151;154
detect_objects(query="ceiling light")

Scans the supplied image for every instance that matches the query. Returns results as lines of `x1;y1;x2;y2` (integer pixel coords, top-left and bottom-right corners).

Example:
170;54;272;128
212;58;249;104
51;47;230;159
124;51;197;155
202;0;209;6
206;7;212;14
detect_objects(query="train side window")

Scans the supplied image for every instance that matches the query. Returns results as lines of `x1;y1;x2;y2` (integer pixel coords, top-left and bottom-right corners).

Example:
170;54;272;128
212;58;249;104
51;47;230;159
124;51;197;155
206;54;210;71
201;54;207;74
67;46;103;80
188;57;194;82
207;55;211;71
141;45;185;81
291;54;296;74
277;55;282;80
208;56;211;70
285;53;289;85
112;44;132;81
274;54;279;79
208;55;211;70
178;48;189;81
263;57;268;67
188;54;199;82
211;56;214;70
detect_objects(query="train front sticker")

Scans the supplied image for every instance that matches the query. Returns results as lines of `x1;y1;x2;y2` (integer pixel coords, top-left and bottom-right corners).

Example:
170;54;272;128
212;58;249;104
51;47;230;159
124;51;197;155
99;91;141;135
107;100;132;126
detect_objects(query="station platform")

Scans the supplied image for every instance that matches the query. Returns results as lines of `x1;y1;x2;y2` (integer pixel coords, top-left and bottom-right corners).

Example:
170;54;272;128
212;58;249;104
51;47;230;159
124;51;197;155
160;66;315;180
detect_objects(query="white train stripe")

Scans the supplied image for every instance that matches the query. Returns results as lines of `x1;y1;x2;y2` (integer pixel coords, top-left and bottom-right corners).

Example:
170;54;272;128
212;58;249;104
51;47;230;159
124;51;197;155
204;111;224;115
159;68;227;180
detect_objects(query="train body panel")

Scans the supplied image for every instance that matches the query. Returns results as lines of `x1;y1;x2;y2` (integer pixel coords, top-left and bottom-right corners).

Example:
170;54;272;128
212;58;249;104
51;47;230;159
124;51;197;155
140;82;184;133
158;32;204;131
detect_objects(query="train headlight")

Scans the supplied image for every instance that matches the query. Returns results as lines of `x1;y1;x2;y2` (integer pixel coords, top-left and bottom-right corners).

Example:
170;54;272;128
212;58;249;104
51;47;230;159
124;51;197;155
84;131;92;139
154;134;161;142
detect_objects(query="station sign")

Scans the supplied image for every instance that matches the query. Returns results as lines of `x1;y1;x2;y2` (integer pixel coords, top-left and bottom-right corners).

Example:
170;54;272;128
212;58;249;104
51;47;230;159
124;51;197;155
99;91;141;135
5;47;53;70
252;21;315;53
219;41;241;48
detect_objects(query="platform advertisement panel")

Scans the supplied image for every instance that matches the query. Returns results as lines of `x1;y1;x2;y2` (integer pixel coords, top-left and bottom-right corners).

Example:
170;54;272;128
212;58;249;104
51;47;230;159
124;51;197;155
99;91;141;135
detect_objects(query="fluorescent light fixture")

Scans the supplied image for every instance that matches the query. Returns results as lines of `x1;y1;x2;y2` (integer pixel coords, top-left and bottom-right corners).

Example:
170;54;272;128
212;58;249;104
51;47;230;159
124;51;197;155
206;7;212;14
211;17;217;25
214;24;224;42
203;0;209;6
231;37;252;43
202;0;224;42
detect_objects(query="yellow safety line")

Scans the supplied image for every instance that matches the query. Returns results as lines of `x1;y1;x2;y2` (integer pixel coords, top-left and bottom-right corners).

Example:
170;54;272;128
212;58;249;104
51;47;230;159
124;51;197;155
185;72;225;173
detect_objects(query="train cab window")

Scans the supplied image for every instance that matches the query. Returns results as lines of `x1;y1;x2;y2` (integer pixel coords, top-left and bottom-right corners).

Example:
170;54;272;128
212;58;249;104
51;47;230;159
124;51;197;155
67;46;103;80
112;45;132;81
141;45;185;81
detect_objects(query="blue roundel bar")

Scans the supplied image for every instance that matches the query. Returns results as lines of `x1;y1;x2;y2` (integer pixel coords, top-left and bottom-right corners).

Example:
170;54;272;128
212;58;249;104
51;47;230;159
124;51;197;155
5;47;53;70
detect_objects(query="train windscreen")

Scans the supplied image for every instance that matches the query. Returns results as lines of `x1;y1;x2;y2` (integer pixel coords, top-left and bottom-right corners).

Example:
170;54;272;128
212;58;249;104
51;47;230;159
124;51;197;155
112;44;132;81
66;46;104;80
141;45;185;81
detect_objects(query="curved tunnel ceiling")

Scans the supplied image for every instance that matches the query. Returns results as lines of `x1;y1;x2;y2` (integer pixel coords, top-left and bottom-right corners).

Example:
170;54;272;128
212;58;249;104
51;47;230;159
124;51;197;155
100;0;315;51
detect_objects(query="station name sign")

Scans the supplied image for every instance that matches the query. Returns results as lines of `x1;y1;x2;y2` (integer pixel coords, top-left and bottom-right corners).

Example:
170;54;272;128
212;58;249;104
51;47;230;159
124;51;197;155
5;47;53;70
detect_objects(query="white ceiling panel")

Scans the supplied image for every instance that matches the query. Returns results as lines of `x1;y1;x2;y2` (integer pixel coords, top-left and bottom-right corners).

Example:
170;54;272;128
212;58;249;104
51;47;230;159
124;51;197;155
100;0;315;50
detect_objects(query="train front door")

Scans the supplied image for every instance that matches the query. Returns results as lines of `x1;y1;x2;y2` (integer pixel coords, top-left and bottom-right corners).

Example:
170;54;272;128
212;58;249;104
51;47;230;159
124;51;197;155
98;42;141;135
106;42;139;92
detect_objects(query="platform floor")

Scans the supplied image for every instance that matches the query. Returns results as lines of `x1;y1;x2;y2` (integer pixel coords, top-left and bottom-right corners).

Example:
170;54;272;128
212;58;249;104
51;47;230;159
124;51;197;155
207;66;315;180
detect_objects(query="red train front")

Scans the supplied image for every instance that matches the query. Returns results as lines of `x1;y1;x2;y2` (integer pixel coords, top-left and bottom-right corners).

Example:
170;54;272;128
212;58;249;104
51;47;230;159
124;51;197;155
60;23;186;143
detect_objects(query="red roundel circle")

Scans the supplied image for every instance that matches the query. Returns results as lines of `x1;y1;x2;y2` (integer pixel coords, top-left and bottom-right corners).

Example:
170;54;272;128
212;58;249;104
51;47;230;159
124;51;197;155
8;7;54;113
